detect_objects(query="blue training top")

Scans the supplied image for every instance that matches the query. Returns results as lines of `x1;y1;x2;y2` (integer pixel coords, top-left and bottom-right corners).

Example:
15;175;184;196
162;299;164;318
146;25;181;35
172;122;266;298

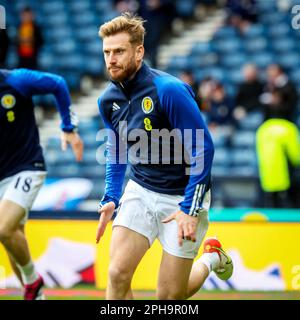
98;63;214;216
0;68;77;180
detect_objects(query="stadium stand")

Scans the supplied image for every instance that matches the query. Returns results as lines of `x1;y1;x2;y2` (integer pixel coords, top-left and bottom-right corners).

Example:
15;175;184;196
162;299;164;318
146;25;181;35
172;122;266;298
2;0;300;208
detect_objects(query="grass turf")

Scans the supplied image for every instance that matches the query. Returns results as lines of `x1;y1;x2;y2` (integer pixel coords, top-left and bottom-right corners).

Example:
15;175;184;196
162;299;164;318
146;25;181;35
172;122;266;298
0;288;300;300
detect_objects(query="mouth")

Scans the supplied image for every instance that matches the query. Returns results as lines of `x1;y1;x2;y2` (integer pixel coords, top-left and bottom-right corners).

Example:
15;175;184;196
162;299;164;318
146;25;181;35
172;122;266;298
109;67;121;71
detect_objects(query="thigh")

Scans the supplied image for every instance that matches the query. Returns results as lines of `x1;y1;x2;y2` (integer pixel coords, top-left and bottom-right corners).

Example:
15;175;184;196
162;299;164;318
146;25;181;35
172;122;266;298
109;226;150;276
2;171;46;225
0;200;26;232
113;179;158;246
157;250;194;299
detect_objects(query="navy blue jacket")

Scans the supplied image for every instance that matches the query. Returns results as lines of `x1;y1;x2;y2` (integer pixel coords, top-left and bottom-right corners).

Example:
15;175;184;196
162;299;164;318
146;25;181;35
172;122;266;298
98;63;214;216
0;68;76;180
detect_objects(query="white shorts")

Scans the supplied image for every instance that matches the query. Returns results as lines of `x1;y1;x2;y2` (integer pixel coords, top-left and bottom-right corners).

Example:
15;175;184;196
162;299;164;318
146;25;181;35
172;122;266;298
113;180;210;259
0;170;46;225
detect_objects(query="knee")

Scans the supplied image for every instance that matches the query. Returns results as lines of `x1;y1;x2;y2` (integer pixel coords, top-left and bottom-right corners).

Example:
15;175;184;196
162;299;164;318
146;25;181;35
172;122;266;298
157;288;187;300
108;265;132;288
0;226;13;244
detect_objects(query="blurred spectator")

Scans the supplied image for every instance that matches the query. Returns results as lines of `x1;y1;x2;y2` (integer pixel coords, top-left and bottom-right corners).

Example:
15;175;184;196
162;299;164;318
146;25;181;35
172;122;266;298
179;69;201;108
200;80;235;128
226;0;258;33
0;29;10;68
17;7;44;69
260;64;298;122
114;0;139;13
139;0;176;67
234;64;263;120
256;118;300;208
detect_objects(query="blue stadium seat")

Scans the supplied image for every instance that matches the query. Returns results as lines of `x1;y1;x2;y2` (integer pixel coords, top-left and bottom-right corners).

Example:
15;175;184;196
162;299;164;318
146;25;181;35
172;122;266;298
261;12;289;25
290;68;300;84
56;54;83;72
82;57;104;76
242;24;266;38
221;54;247;69
72;13;96;27
53;40;78;55
230;149;257;167
213;148;231;167
272;38;296;53
42;1;65;14
84;40;103;55
243;37;268;53
256;0;277;11
277;52;300;70
168;56;193;71
45;13;68;27
237;111;264;130
231;131;256;149
190;42;215;55
226;68;244;85
195;67;225;83
213;26;238;39
249;52;275;68
69;1;91;13
229;165;258;177
214;38;243;53
75;26;98;42
268;23;291;38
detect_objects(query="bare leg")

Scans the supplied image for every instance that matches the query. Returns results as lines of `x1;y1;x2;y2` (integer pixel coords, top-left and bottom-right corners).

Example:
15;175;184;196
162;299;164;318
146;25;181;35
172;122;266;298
186;259;209;298
156;251;194;300
106;226;149;300
0;200;31;267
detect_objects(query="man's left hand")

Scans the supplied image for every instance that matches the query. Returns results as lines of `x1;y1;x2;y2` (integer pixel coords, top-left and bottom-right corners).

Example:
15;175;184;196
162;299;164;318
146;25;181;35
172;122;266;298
162;210;198;247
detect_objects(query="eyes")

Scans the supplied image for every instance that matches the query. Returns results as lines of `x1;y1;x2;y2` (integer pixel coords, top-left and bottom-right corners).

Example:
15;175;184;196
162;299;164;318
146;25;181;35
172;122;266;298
104;48;125;57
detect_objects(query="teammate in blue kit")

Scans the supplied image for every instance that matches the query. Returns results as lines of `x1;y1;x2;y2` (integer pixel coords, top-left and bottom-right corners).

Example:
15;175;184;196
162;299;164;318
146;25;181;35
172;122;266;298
96;13;233;300
0;68;83;299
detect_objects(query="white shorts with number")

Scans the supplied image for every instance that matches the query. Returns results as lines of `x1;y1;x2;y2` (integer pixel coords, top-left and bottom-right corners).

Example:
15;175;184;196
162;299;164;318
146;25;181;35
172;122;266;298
0;170;47;225
113;179;210;259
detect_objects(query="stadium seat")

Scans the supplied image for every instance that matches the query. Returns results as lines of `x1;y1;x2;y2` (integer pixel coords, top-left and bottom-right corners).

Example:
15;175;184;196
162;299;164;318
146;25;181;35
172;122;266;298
213;26;238;39
242;24;266;38
231;149;257;167
213;148;231;167
237;111;264;131
272;38;296;53
268;23;291;38
243;37;268;54
231;131;256;149
249;52;275;68
214;38;243;54
190;42;215;55
221;54;247;69
277;52;300;70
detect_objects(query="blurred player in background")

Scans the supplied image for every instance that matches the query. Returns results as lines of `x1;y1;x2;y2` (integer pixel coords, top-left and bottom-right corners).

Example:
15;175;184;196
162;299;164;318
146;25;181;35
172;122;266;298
0;69;83;299
96;13;233;300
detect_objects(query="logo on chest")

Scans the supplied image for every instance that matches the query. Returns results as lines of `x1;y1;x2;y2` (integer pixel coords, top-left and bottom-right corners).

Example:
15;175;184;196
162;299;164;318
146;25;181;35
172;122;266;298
141;96;154;114
1;94;16;109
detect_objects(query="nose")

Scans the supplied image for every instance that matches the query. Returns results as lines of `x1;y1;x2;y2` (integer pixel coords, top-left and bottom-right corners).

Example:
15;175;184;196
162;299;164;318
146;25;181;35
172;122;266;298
107;53;117;65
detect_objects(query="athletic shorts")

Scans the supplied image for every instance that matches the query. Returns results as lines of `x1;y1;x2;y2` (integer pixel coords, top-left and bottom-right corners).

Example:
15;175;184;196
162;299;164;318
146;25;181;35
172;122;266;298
0;170;46;225
113;179;210;259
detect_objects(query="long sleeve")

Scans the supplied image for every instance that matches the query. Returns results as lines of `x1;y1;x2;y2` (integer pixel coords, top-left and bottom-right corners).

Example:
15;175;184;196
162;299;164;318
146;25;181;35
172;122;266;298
155;77;214;216
98;96;127;208
7;68;77;132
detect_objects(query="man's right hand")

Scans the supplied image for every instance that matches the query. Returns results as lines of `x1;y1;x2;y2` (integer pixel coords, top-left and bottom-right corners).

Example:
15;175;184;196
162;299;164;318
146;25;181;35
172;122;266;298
96;201;116;244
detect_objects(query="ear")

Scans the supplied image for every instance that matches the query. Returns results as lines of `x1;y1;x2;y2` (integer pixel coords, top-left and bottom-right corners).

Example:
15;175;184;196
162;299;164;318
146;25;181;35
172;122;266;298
136;45;144;63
